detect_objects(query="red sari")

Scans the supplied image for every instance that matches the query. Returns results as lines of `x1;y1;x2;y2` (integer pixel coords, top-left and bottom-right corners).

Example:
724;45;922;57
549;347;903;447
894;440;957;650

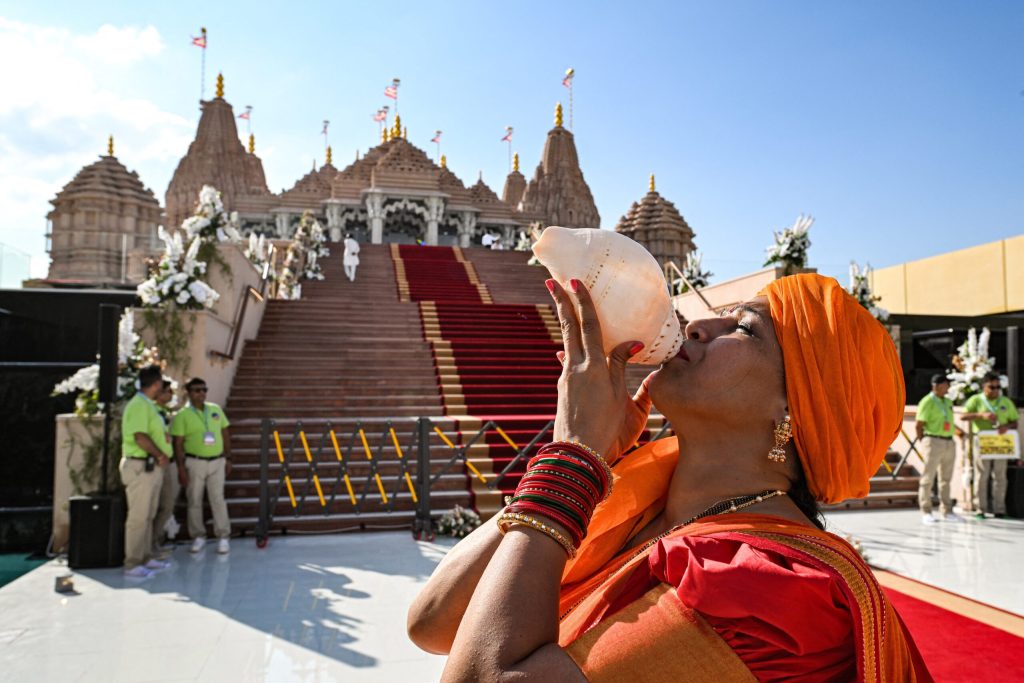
556;440;932;682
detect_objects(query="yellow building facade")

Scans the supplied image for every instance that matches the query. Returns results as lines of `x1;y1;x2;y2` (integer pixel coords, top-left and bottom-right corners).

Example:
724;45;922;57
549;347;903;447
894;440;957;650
871;235;1024;316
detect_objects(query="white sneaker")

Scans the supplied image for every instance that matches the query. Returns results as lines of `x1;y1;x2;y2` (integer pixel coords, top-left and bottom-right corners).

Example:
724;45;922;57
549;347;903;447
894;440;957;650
921;514;938;525
124;566;154;579
216;538;230;555
190;537;207;553
943;513;963;523
144;558;171;570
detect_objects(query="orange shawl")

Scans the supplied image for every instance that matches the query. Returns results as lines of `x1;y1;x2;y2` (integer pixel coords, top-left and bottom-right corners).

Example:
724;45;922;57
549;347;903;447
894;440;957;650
558;440;928;682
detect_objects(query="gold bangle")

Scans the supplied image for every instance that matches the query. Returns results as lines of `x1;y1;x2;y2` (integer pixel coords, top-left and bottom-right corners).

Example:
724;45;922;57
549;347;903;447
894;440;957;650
497;512;577;558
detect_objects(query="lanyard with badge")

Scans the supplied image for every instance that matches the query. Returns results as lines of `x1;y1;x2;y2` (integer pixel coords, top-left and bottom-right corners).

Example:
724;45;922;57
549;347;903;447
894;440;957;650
192;404;217;446
980;395;1001;424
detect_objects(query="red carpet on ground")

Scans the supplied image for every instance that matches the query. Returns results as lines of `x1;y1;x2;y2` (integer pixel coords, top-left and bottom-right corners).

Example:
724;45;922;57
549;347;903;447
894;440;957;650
875;570;1024;682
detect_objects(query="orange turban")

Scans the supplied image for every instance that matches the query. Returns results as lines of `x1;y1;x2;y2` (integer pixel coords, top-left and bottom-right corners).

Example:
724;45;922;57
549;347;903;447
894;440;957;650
760;274;905;503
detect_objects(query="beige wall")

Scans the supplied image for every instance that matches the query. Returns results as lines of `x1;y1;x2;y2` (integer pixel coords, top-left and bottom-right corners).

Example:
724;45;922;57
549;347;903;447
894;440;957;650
52;243;267;550
672;266;811;321
872;235;1024;316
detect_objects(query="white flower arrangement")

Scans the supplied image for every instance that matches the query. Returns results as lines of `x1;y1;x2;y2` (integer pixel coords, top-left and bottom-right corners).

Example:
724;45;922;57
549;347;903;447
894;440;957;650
181;185;241;244
136;227;220;310
53;309;178;416
948;327;1008;404
137;185;240;310
764;214;813;274
848;262;889;323
435;504;481;538
673;250;713;294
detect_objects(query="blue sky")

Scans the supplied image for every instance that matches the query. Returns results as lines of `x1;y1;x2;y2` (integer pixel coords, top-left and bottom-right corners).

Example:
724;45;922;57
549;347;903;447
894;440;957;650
0;1;1021;287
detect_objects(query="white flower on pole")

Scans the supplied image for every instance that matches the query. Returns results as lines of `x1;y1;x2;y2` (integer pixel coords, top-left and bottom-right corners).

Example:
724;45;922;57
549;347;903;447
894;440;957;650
764;214;813;273
948;326;1009;404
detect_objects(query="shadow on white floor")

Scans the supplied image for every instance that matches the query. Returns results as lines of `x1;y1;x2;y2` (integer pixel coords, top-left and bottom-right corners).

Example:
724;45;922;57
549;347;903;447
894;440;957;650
0;533;456;682
2;511;1021;682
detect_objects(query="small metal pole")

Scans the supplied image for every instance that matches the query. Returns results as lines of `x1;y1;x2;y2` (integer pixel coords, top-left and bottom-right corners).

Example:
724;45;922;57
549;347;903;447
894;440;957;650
415;417;433;537
256;418;271;544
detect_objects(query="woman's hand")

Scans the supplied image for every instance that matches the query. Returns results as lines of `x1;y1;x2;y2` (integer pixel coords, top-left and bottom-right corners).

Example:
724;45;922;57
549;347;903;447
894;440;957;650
548;278;653;462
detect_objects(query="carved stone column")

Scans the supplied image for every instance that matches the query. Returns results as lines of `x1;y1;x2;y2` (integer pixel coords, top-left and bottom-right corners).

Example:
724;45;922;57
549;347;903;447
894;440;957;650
366;193;385;244
460;211;477;248
326;204;342;242
274;212;291;238
425;196;445;246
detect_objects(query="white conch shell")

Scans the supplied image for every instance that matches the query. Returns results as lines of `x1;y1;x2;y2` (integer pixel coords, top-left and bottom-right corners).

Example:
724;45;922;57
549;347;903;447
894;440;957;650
533;227;683;365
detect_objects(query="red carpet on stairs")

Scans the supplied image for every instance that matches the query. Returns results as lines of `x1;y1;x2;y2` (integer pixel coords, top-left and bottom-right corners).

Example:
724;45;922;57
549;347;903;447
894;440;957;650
874;569;1024;682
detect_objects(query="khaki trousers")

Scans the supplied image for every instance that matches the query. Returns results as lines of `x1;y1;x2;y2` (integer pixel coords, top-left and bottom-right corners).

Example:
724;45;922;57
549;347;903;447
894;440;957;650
120;458;163;568
185;457;231;539
974;457;1009;515
918;436;956;515
151;463;181;550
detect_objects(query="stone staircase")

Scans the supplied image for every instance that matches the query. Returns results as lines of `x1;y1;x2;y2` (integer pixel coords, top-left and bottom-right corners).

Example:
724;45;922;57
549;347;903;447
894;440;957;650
220;244;916;537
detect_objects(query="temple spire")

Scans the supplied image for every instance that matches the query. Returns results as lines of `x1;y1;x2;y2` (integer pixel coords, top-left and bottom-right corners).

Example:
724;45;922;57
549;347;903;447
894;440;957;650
248;134;255;154
513;152;519;172
440;154;447;168
326;146;332;165
216;73;224;99
555;102;563;128
649;173;655;192
107;135;114;156
391;114;402;140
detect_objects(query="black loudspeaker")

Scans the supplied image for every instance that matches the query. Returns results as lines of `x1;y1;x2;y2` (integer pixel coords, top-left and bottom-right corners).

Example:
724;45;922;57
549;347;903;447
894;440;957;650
97;304;121;404
68;495;125;569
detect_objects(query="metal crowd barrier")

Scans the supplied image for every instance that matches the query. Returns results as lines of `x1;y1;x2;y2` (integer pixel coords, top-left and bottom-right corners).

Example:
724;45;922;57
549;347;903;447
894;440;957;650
254;417;675;546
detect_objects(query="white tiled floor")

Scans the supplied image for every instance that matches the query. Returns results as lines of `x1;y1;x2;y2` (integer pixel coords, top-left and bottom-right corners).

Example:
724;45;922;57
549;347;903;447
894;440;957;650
0;533;457;682
1;510;1021;682
824;508;1024;615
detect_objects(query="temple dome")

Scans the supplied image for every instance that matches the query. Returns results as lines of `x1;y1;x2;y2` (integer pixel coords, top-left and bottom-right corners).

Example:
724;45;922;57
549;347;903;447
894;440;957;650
614;175;696;268
165;75;273;230
46;142;162;283
520;103;600;229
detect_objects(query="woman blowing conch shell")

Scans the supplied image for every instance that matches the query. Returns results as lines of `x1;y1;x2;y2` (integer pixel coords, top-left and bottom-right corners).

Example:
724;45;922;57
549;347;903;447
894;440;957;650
407;228;930;681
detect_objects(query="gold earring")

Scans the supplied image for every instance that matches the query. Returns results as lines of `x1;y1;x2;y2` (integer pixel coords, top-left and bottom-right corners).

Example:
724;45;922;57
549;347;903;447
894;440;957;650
769;416;792;463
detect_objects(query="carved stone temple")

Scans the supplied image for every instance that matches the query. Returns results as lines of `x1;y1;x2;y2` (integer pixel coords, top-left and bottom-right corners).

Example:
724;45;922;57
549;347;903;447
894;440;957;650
37;72;693;287
614;174;696;269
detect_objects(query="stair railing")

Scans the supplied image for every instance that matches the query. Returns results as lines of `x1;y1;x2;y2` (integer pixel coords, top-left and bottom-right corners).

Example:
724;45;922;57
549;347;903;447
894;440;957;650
664;260;714;312
256;416;676;545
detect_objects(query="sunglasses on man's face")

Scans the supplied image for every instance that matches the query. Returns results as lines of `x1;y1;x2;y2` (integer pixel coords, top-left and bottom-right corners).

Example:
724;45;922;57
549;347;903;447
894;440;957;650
190;387;208;393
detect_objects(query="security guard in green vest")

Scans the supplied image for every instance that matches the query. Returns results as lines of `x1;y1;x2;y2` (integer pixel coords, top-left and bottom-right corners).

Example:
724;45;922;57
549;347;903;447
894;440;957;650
916;374;960;524
962;372;1020;518
120;364;173;577
172;377;233;554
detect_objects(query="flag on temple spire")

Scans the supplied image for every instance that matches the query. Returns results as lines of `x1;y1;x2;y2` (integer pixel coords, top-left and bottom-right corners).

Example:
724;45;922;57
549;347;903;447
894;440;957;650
191;28;207;49
373;109;387;122
384;85;398;99
562;67;574;88
238;108;251;120
501;127;513;142
431;131;442;143
321;120;330;135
